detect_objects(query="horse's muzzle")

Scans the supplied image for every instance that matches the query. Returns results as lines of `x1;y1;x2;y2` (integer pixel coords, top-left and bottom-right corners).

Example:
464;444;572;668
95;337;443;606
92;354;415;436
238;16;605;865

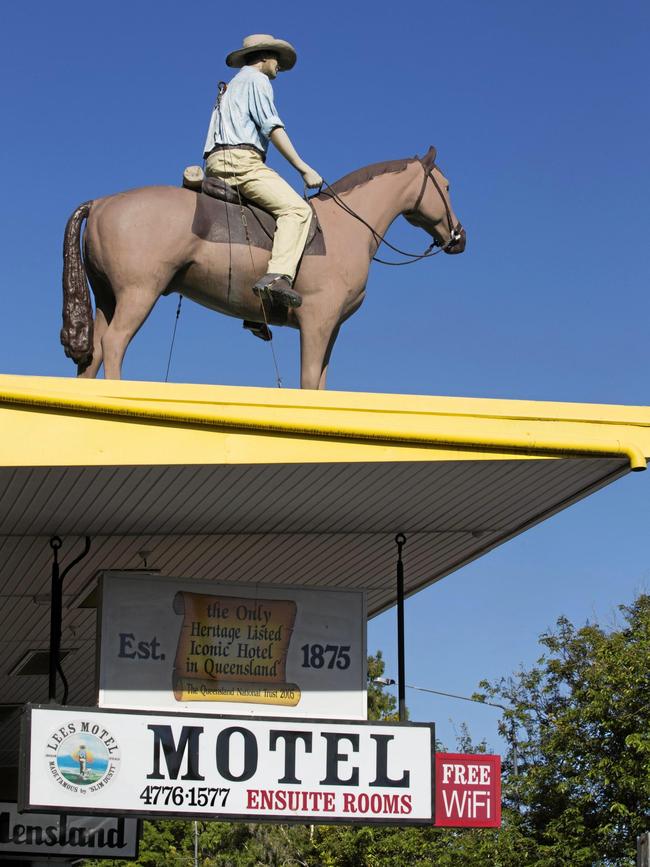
444;224;466;254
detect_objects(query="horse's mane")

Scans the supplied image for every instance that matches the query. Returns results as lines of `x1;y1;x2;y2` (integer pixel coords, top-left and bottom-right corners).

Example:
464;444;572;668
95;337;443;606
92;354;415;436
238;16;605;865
322;156;418;196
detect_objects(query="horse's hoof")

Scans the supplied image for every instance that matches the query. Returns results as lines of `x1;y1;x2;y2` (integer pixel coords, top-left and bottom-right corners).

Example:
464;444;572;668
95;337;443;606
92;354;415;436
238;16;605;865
243;320;273;341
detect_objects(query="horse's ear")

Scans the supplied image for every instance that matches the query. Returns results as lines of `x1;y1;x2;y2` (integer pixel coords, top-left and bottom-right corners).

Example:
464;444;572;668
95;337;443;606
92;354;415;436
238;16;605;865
421;145;437;168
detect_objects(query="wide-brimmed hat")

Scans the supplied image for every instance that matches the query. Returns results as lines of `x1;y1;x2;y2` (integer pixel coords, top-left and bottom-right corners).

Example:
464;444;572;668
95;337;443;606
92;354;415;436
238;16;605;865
226;34;297;71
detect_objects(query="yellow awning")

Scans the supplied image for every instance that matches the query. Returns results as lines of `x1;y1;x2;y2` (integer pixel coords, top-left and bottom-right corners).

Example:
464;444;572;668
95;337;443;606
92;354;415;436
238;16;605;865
0;373;649;750
1;374;648;468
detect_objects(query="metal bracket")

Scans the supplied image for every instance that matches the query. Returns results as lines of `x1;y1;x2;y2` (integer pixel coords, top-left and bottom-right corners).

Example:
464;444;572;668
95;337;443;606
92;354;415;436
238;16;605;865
395;533;407;722
48;536;92;704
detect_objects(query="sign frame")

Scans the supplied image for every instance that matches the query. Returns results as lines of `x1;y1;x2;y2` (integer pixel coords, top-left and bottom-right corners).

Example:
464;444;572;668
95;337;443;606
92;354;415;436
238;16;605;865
19;705;435;827
95;572;368;720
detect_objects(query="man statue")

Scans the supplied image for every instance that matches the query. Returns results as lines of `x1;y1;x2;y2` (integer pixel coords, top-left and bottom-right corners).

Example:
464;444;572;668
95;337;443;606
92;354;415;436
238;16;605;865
203;34;322;309
78;744;87;778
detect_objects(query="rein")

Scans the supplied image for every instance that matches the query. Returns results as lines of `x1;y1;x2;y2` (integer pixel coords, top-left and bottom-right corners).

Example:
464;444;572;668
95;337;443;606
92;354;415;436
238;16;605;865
314;163;462;266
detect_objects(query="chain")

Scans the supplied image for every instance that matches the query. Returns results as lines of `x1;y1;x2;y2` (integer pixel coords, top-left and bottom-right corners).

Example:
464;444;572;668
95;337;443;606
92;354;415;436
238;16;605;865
164;294;183;382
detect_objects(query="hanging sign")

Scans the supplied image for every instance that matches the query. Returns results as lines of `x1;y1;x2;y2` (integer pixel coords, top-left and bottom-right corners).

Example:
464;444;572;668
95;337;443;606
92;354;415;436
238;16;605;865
97;573;366;719
0;801;139;858
433;753;501;827
21;706;434;825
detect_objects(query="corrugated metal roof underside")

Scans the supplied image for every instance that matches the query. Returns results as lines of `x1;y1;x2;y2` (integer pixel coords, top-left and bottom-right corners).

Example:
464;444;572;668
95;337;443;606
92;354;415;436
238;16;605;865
0;455;627;767
0;458;627;538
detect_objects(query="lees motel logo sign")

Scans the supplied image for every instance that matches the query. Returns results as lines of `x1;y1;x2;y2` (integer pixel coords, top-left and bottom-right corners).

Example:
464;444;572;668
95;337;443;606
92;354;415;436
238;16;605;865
21;707;434;824
42;717;121;796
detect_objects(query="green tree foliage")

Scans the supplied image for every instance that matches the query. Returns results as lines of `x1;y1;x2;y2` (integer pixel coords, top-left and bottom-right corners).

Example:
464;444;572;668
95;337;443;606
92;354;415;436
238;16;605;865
84;599;650;865
478;594;650;866
366;650;399;721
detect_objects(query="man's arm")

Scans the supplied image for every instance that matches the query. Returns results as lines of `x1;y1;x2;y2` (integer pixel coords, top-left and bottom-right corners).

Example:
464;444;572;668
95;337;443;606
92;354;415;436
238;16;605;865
269;127;322;188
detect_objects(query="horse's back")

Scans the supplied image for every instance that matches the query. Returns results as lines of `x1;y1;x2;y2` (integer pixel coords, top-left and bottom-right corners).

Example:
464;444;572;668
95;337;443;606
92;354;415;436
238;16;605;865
89;185;196;229
85;186;200;275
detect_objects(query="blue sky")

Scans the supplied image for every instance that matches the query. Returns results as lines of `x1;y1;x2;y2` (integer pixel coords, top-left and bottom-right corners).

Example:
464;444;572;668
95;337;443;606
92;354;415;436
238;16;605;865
1;1;649;751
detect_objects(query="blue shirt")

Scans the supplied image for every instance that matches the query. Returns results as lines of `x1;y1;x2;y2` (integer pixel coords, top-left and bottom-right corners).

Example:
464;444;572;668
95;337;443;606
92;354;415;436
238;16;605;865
203;66;285;158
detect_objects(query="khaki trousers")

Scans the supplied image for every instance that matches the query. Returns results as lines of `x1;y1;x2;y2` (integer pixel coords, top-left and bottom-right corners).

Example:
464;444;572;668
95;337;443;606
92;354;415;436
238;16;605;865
205;148;312;280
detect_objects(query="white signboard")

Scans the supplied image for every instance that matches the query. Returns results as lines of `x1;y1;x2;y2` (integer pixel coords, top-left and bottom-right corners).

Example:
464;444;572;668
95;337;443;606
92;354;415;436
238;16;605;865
0;801;139;858
21;707;434;825
98;573;366;719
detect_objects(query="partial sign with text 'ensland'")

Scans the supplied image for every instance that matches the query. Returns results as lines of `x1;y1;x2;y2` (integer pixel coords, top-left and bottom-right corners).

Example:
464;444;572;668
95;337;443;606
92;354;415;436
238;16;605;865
0;801;139;858
97;573;366;719
434;753;501;827
20;706;434;825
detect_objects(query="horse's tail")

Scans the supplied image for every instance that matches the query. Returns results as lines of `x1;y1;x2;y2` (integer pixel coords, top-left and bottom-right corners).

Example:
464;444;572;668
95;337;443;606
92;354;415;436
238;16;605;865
60;200;94;365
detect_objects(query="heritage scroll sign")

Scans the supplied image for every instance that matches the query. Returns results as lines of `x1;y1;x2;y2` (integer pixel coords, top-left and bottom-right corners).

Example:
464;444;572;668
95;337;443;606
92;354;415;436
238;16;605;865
20;707;435;824
97;574;367;720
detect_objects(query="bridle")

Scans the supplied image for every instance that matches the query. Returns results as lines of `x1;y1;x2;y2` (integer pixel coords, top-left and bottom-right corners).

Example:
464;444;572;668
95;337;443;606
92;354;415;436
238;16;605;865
411;163;464;247
316;161;464;266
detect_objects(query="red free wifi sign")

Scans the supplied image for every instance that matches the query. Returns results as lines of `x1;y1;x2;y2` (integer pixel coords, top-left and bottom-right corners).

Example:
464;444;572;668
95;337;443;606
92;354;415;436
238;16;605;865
434;753;501;827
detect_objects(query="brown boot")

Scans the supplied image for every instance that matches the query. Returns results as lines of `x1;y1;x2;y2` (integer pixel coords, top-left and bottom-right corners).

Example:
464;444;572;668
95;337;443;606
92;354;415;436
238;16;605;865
252;273;302;308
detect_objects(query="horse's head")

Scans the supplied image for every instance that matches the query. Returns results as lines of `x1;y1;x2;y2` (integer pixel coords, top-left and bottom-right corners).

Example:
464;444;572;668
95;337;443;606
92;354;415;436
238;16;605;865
404;146;466;254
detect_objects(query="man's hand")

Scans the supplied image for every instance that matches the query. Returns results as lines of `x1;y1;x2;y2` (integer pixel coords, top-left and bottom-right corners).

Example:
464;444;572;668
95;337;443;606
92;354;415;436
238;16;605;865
301;166;323;189
269;128;323;187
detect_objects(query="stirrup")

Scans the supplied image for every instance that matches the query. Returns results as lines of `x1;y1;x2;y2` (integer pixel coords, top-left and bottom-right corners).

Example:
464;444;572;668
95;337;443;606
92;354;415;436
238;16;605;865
252;273;303;309
243;320;272;341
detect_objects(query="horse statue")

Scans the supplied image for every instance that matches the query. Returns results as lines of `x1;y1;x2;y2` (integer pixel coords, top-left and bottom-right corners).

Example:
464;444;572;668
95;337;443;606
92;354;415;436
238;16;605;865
61;146;466;389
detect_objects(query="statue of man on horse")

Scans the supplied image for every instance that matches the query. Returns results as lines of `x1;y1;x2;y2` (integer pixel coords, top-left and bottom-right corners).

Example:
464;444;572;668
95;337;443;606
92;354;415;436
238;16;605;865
59;32;466;388
203;33;323;310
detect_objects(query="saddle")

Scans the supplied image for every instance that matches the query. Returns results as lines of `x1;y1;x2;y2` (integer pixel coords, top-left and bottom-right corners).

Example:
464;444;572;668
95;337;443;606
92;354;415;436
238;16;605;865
191;176;325;256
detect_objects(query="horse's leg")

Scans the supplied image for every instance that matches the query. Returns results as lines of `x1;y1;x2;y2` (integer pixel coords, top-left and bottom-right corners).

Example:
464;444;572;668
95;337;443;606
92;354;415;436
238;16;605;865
299;313;339;390
317;324;341;390
77;274;115;378
77;307;108;378
101;284;160;379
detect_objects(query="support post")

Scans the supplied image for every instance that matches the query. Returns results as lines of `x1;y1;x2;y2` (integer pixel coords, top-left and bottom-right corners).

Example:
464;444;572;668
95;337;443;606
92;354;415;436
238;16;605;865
48;536;92;704
48;537;62;703
395;533;407;723
511;718;519;777
638;831;650;866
